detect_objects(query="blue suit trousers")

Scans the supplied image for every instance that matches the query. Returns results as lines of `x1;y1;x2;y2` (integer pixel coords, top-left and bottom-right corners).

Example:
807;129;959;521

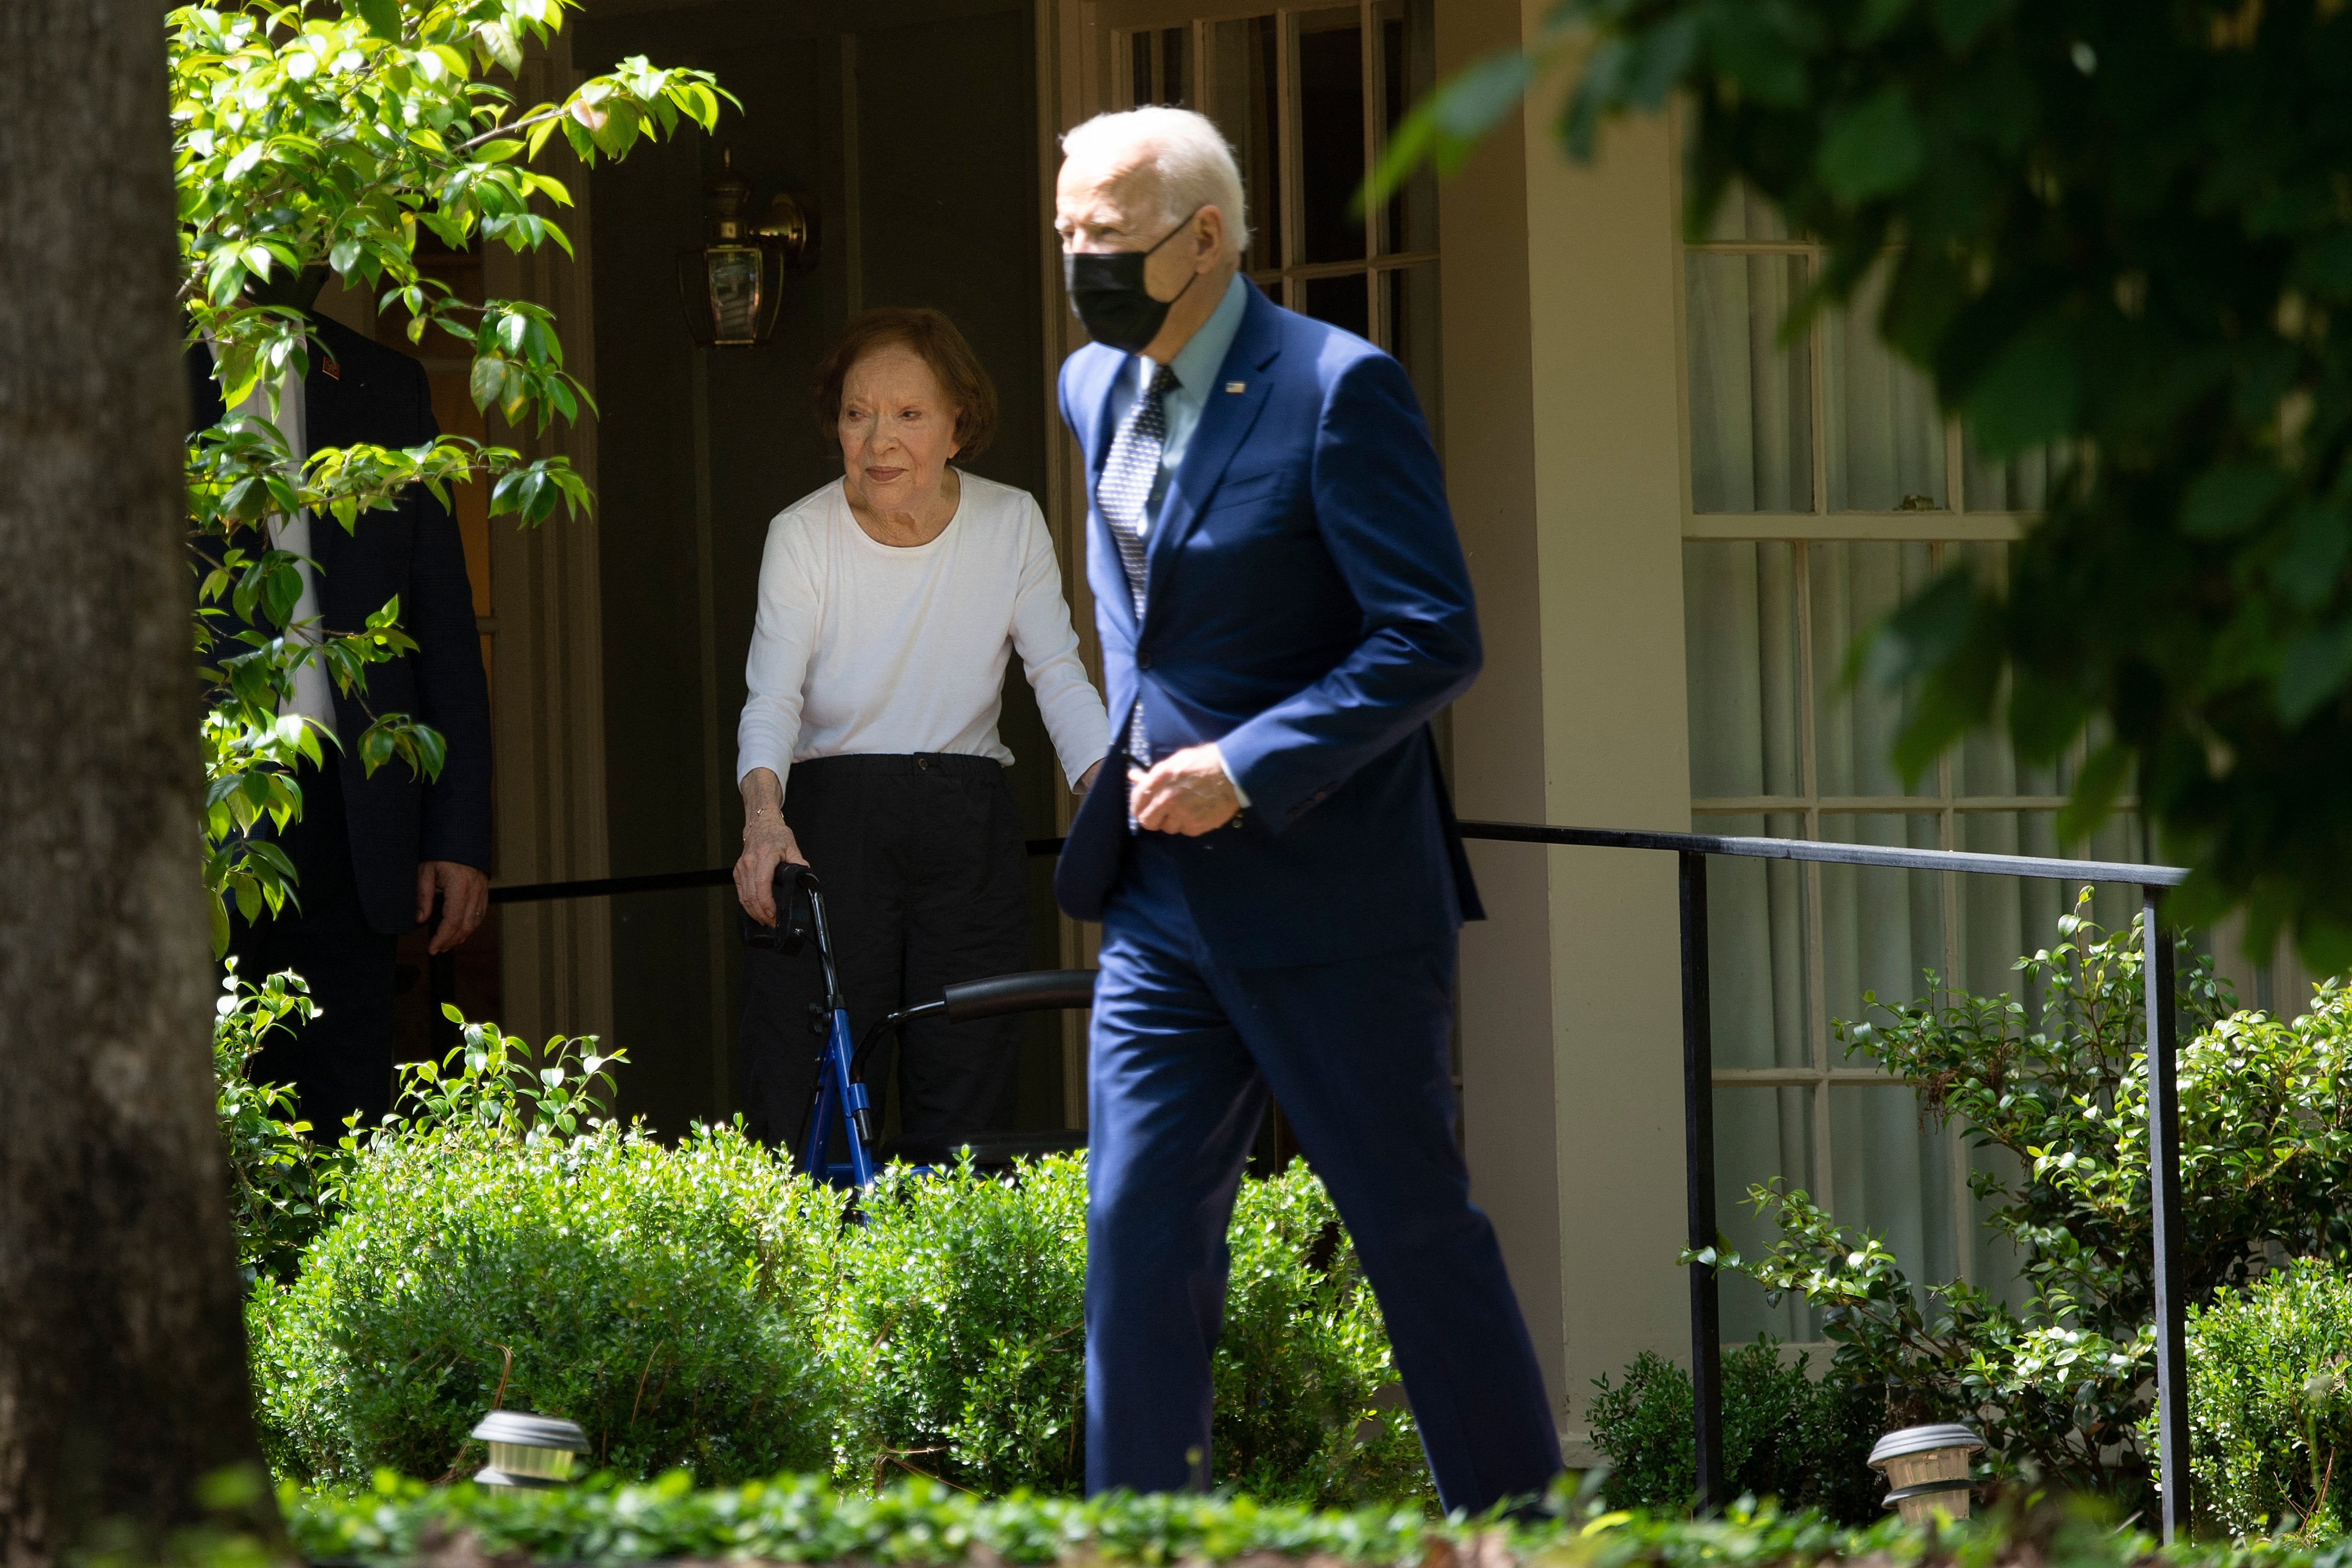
1085;838;1562;1513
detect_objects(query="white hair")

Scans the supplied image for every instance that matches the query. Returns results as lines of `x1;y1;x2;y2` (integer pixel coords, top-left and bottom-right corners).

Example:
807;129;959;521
1061;107;1250;259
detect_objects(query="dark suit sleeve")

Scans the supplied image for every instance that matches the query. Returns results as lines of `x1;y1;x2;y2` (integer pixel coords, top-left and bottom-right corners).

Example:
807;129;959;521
1214;350;1482;828
401;362;494;870
187;344;227;430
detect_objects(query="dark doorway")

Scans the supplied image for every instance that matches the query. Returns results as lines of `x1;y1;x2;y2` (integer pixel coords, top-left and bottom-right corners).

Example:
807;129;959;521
577;0;1065;1137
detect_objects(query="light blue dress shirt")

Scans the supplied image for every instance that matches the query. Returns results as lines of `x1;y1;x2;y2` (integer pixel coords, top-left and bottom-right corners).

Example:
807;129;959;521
1106;272;1250;536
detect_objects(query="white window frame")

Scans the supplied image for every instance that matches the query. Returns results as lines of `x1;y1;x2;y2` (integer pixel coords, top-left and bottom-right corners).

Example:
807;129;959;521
1669;125;2140;1298
1088;0;1438;359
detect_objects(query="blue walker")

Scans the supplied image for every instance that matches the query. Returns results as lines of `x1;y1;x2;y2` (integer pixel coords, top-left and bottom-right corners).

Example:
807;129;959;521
745;863;1093;1187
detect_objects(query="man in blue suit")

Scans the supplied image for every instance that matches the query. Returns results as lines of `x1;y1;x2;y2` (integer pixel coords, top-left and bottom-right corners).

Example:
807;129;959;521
1052;107;1562;1514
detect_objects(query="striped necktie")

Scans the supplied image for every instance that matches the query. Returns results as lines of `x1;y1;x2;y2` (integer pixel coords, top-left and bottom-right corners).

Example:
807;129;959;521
1098;360;1179;765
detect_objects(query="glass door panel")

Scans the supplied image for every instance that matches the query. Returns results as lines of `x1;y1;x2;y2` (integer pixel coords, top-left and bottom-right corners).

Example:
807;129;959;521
1293;8;1366;266
1123;25;1192;108
1205;17;1283;275
1301;272;1368;338
1374;0;1436;257
1379;261;1441;437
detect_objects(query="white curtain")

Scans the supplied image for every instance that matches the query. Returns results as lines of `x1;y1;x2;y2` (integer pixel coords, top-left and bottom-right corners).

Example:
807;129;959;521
1681;255;2112;1337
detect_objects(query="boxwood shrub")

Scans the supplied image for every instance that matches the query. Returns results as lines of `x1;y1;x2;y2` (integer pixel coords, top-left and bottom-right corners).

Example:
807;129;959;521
2177;1256;2352;1538
246;1020;1431;1506
248;1030;844;1487
826;1155;1424;1505
1586;1339;1882;1523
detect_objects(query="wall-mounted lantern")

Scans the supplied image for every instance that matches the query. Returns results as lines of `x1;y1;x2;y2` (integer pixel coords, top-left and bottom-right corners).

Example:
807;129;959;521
677;146;817;348
470;1410;591;1489
1869;1423;1984;1525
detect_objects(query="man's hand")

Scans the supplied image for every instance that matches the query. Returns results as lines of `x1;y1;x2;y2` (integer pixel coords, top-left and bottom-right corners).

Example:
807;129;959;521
416;861;489;954
1131;744;1241;836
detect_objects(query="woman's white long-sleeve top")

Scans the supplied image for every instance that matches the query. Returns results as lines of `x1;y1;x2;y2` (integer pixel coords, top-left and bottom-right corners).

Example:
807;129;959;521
735;472;1110;794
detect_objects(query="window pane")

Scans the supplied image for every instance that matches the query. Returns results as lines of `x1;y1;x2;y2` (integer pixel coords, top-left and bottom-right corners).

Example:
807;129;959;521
1715;1085;1816;1343
1829;1085;1960;1300
1295;9;1366;264
1161;27;1189;105
1825;270;1945;511
2082;808;2148;931
2059;709;2136;798
1375;0;1437;255
1129;31;1152;108
1684;541;1801;800
1947;544;2063;798
1207;18;1282;273
1686;255;1813;512
1817;814;1945;1023
1301;272;1368;339
1957;811;2075;1009
1379;262;1441;441
1699;181;1793;244
1699;812;1811;1070
1811;541;1938;797
1963;428;2051;512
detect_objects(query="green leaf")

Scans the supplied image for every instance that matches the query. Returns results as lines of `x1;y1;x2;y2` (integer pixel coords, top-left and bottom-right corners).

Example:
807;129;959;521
1934;0;2014;49
2056;742;2131;844
1962;327;2079;455
469;354;510;413
2181;462;2290;539
2277;618;2352;724
2269;501;2350;607
1363;49;1533;208
353;0;401;43
1817;86;1926;205
1856;0;1917;42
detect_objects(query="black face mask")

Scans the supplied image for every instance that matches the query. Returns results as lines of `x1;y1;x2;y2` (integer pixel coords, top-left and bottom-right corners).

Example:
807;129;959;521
1062;208;1202;353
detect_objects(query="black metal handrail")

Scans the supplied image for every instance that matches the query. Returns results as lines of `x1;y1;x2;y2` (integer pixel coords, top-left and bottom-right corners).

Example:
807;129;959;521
482;818;2196;1537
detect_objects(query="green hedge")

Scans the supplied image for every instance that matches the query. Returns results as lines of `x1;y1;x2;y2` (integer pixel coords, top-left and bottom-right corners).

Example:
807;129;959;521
2180;1257;2352;1538
1586;1341;1881;1524
284;1471;1862;1567
245;1023;1425;1506
280;1472;2300;1568
249;1120;840;1486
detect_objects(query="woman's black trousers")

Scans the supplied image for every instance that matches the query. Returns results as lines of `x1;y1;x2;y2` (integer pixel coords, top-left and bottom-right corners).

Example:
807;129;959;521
737;752;1030;1161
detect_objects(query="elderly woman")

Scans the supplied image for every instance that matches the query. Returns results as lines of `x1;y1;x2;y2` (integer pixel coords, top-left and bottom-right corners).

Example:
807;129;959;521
734;307;1108;1160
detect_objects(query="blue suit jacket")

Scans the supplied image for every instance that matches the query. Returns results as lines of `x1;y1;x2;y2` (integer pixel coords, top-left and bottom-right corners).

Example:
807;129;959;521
1053;280;1483;966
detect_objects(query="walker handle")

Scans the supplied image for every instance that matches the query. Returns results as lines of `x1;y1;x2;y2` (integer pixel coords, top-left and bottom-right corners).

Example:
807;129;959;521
940;969;1098;1021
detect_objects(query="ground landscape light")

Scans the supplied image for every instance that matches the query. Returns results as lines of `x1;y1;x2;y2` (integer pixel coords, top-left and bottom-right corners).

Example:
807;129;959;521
471;1410;591;1489
1867;1423;1984;1525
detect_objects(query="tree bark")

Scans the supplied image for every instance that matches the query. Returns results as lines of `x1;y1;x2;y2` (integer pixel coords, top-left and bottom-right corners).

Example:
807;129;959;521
0;3;274;1563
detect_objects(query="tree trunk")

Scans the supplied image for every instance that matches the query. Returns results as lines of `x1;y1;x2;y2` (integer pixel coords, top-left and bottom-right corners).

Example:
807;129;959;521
0;4;275;1563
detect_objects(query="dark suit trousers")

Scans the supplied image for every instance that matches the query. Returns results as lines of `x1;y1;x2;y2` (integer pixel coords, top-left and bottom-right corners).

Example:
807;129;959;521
737;754;1031;1160
227;765;400;1136
1085;835;1561;1513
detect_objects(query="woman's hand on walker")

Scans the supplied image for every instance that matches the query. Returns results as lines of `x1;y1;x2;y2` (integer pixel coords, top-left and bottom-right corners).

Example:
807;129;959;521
735;768;810;926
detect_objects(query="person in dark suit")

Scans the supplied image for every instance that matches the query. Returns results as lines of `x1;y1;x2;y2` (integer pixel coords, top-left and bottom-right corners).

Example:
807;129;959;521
1051;107;1563;1514
190;304;492;1134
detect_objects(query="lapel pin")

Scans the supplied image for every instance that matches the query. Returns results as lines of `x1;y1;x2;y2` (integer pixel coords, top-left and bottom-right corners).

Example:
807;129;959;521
321;357;341;379
1225;381;1246;393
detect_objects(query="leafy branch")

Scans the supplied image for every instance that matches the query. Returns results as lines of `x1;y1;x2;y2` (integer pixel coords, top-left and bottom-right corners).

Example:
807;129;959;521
171;0;728;951
1687;897;2352;1516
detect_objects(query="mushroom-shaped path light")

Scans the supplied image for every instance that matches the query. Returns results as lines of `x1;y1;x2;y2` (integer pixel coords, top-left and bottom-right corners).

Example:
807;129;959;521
1868;1424;1985;1525
470;1411;591;1490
